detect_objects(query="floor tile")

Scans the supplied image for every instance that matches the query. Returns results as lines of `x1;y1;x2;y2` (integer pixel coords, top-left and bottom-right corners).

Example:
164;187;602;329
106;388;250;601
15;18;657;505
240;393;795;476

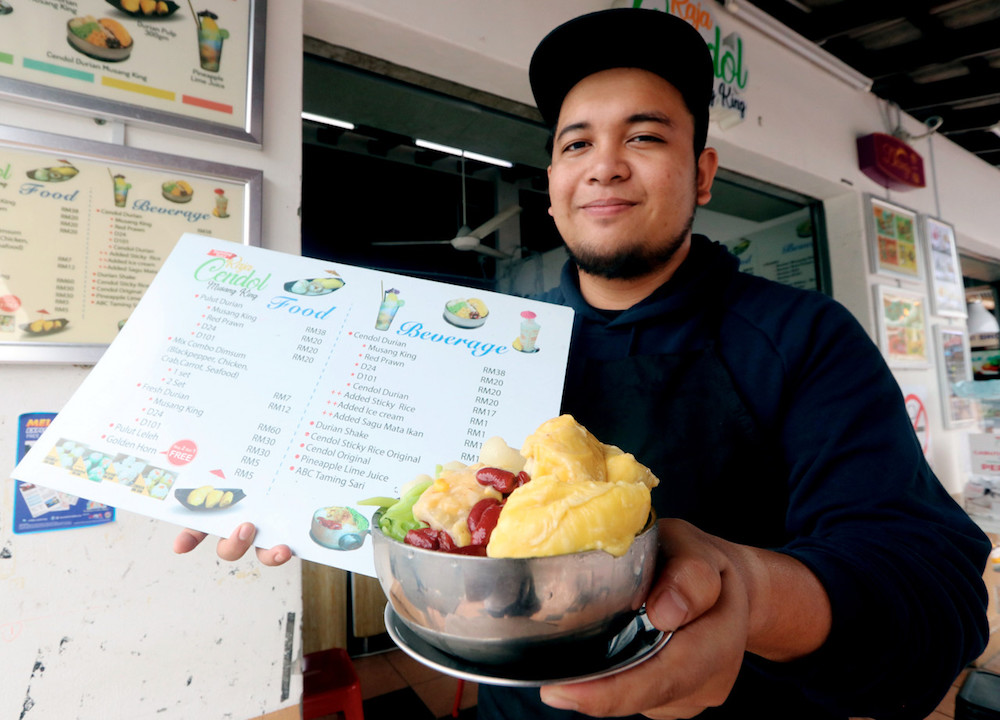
413;674;468;719
386;648;445;685
363;687;437;720
353;652;408;700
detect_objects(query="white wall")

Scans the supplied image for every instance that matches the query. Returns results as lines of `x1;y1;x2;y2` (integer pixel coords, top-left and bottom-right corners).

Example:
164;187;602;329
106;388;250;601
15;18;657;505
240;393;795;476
301;0;1000;496
0;3;305;719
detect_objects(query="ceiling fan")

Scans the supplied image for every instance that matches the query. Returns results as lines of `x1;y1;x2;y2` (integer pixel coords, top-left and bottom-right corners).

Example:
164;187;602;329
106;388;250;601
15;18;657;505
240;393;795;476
372;158;521;260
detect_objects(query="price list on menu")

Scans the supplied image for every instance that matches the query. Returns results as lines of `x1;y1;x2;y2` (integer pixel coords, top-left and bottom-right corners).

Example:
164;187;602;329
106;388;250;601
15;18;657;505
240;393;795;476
12;233;574;575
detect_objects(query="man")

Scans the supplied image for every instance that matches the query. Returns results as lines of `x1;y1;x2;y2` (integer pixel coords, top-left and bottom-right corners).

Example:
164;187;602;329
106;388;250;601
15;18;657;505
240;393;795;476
178;8;990;719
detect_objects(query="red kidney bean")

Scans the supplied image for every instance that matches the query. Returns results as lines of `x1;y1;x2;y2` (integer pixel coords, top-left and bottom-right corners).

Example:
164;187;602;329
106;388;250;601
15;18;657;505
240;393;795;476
405;528;440;550
470;501;504;546
452;544;488;556
468;498;500;533
437;531;459;553
515;471;531;488
476;467;517;493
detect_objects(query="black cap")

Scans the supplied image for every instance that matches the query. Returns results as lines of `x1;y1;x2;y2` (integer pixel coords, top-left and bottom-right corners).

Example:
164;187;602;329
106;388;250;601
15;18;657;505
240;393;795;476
529;8;714;154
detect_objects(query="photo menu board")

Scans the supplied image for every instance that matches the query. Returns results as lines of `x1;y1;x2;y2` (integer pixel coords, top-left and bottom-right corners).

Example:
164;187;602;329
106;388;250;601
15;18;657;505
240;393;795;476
0;125;261;363
11;234;575;575
0;0;264;143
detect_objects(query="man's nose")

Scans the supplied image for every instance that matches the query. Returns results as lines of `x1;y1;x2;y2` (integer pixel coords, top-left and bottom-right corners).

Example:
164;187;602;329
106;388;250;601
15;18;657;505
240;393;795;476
588;145;630;184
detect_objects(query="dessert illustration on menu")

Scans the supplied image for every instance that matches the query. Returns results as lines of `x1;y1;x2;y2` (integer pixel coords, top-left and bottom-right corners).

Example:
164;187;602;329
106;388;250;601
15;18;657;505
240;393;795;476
67;15;134;62
311;506;370;551
162;179;194;203
285;271;346;296
106;0;179;17
443;297;488;328
22;317;70;336
26;159;78;182
175;484;246;511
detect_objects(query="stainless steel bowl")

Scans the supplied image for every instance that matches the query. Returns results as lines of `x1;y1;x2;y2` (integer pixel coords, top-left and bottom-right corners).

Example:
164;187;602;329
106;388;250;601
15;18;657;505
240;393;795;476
372;512;659;665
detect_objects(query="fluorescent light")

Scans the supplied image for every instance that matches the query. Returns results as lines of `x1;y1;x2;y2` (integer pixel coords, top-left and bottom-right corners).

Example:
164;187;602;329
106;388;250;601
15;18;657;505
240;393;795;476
416;139;514;168
722;0;873;92
301;112;355;130
462;150;513;168
990;122;1000;138
415;138;463;156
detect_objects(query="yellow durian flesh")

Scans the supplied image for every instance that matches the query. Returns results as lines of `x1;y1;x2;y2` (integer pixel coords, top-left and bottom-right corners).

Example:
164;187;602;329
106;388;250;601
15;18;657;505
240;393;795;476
487;414;659;559
487;475;651;558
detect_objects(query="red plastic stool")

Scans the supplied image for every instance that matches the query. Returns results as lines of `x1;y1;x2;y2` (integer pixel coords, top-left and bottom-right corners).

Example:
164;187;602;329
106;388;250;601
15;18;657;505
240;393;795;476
301;648;364;720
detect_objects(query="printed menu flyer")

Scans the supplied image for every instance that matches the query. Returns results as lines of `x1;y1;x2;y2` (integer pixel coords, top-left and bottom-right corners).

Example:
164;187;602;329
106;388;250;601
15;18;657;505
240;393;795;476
0;142;245;348
11;234;574;575
0;0;252;130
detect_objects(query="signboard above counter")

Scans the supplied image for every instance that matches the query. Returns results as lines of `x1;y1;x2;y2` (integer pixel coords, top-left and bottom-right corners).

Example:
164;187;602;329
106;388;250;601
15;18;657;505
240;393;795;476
0;124;261;363
0;0;265;144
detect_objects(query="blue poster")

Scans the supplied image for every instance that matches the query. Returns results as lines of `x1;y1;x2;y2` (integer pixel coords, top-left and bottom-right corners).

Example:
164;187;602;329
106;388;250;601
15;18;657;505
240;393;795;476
13;413;115;534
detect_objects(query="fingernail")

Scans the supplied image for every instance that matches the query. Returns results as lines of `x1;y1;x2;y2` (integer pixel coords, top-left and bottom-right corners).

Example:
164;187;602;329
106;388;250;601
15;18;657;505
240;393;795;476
652;587;689;630
238;523;255;542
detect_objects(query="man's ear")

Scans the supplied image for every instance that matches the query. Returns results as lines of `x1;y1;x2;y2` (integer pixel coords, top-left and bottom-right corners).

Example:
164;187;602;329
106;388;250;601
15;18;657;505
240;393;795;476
695;147;720;207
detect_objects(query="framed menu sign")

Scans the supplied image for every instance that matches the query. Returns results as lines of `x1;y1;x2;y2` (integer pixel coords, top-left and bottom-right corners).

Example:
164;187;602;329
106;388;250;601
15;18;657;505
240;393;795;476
865;194;924;282
0;124;262;364
923;215;966;318
873;284;930;369
934;325;976;428
0;0;265;144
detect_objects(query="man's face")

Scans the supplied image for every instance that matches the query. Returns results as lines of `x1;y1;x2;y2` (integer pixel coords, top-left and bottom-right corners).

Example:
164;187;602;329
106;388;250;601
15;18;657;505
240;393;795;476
546;68;717;280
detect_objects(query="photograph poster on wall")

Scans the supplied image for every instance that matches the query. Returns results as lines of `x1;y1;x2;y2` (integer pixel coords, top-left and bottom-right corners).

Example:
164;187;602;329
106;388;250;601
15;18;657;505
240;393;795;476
934;325;976;428
865;194;924;282
0;0;266;144
923;216;967;318
874;284;931;368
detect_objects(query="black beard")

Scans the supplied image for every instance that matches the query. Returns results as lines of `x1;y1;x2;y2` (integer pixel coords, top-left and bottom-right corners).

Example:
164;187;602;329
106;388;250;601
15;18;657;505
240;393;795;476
566;209;695;280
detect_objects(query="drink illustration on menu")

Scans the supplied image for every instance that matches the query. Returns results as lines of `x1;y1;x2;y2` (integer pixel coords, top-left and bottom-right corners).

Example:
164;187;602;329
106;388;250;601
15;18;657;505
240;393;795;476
196;10;229;72
376;287;404;331
10;234;575;574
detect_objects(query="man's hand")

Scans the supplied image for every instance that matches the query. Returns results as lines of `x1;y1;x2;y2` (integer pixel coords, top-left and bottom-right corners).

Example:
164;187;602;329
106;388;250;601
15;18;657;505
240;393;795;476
539;519;831;719
173;523;293;567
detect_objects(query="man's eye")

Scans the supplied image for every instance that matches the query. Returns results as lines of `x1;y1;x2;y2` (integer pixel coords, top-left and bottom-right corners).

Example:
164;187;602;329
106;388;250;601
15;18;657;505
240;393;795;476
629;134;664;144
562;140;589;152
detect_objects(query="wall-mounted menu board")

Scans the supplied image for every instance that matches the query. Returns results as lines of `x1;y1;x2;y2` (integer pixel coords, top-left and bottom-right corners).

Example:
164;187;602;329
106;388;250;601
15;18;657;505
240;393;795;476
0;124;262;364
0;0;265;144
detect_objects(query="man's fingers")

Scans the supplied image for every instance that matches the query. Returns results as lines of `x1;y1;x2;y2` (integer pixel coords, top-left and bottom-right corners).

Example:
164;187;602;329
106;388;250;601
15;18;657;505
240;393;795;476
646;520;725;632
215;522;257;562
175;523;293;565
173;528;208;554
256;544;293;567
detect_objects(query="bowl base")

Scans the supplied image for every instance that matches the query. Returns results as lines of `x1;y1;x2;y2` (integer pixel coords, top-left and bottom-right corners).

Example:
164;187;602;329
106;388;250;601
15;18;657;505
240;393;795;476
385;604;671;687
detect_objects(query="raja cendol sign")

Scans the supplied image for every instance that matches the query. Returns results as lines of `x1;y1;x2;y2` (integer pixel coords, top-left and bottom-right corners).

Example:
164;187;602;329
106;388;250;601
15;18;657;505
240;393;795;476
621;0;749;129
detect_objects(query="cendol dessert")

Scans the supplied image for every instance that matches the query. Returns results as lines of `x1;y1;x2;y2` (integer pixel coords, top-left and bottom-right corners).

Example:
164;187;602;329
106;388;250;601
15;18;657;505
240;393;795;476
69;15;133;50
364;415;658;558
